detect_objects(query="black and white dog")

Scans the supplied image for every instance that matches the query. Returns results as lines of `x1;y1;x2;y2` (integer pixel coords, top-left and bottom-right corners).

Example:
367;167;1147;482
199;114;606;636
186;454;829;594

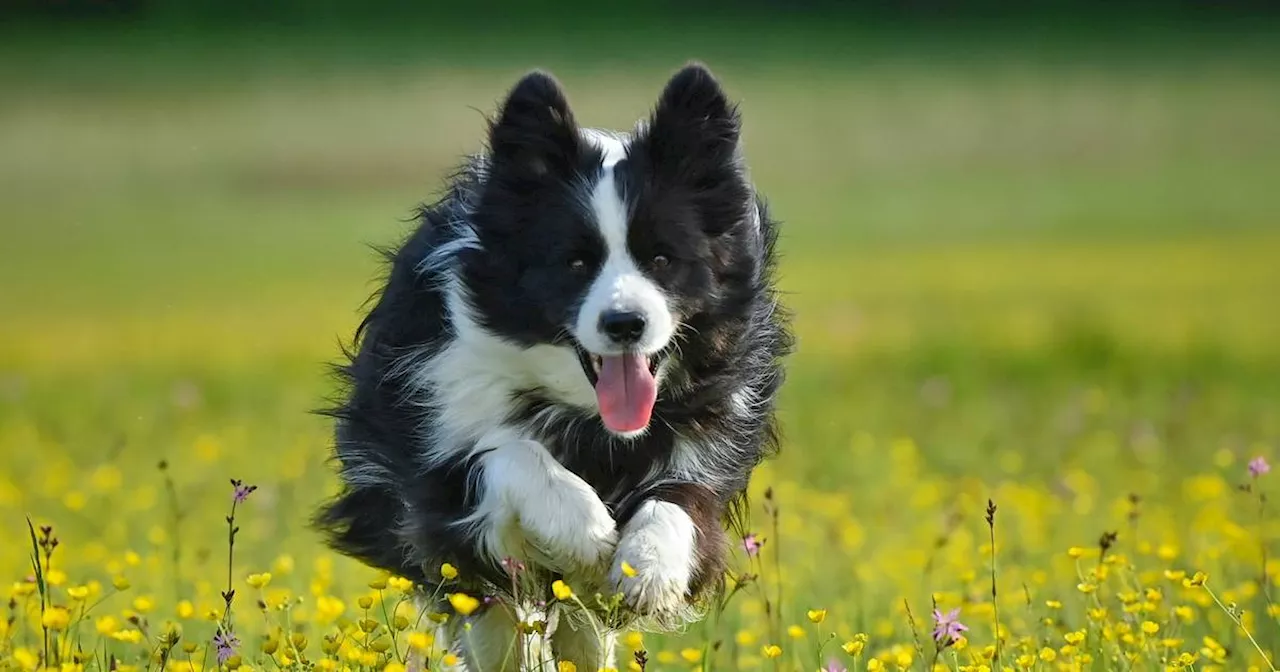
317;63;791;668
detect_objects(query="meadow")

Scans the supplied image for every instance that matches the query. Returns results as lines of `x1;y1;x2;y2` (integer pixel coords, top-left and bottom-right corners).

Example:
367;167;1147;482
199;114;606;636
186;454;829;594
3;23;1280;672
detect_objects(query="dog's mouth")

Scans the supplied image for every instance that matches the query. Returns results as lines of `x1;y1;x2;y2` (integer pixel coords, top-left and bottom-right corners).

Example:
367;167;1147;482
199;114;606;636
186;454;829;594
575;345;668;435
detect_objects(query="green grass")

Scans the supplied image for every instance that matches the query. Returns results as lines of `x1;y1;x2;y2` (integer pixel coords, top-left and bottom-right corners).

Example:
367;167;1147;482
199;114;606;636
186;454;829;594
3;27;1280;671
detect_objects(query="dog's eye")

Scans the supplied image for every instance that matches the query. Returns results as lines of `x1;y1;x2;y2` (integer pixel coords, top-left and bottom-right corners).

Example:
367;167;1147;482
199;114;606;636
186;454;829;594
568;258;587;271
651;254;670;269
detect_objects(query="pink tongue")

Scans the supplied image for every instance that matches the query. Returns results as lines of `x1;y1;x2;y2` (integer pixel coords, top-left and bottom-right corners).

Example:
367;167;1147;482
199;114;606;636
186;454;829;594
595;353;657;434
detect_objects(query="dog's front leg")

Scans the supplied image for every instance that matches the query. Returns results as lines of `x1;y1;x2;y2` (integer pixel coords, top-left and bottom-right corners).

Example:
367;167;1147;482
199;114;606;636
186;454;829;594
609;483;727;617
467;436;617;573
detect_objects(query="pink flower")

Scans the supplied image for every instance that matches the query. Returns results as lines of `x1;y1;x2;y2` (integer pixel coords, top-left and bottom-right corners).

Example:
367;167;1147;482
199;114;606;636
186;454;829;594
231;478;257;503
213;630;240;664
742;533;763;558
1249;456;1271;479
932;608;968;645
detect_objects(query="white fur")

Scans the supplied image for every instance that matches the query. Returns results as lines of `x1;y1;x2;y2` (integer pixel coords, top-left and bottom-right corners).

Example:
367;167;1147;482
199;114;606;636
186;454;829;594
581;128;628;168
463;435;617;570
610;500;697;616
412;279;598;466
574;161;676;357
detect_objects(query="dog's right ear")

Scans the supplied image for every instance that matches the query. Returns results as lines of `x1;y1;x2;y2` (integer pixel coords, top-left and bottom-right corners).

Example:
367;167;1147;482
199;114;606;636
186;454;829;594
488;71;583;179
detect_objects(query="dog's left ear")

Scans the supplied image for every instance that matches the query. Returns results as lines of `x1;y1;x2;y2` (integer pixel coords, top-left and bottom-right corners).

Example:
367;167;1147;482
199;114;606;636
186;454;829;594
642;62;742;179
488;70;584;179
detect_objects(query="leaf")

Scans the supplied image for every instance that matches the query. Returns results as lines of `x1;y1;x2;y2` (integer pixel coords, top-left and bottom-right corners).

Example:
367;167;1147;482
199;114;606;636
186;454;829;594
26;516;46;603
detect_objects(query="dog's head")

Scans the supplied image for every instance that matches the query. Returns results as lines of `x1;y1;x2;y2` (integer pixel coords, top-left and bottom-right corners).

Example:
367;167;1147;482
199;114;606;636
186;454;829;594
462;64;758;437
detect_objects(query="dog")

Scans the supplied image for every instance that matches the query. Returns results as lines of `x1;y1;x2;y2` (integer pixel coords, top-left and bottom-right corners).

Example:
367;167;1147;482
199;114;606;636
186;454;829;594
316;63;791;670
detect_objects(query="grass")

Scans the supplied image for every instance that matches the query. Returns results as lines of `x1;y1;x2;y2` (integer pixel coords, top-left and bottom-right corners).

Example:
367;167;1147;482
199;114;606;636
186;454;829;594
3;25;1280;672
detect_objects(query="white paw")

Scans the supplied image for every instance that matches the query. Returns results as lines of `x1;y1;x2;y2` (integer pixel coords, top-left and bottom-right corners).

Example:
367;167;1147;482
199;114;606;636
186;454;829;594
469;438;617;573
519;470;618;571
610;500;695;616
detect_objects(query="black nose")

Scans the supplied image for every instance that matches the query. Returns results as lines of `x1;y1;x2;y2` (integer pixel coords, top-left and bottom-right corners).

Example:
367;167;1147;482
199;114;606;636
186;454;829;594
599;310;647;344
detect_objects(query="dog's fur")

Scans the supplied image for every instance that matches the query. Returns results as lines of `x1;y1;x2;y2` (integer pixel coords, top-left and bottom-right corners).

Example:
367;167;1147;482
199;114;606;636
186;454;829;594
316;63;791;669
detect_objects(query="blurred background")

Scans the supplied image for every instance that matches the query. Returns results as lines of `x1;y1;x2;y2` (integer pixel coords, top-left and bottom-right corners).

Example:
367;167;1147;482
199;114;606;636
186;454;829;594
3;0;1280;664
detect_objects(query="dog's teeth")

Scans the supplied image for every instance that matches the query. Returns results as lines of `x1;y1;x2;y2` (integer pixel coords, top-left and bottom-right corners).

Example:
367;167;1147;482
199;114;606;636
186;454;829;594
592;356;602;374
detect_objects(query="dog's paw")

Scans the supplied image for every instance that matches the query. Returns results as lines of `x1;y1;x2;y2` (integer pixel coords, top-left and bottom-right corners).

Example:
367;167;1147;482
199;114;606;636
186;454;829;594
610;501;695;617
518;469;617;572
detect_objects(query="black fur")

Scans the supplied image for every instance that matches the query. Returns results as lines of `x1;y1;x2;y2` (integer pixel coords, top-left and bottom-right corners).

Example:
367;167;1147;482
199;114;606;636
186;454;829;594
316;64;792;604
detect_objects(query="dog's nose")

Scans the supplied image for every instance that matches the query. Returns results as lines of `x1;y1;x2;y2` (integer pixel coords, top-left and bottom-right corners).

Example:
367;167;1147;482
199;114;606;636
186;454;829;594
599;310;647;345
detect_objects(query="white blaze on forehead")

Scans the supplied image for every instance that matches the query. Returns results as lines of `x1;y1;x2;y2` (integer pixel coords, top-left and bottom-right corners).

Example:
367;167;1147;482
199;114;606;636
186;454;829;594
573;140;676;356
581;128;628;169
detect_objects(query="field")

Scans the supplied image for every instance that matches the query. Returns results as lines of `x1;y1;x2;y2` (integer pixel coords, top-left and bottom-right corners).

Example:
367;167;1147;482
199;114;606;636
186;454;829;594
3;23;1280;672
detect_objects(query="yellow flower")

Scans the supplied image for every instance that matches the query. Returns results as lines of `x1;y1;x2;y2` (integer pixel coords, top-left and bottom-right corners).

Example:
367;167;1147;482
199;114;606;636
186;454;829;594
680;648;702;663
558;663;577;672
1039;647;1056;662
315;595;345;622
67;586;89;601
1067;547;1086;559
1164;569;1186;582
1184;571;1208;588
1142;621;1160;635
14;648;39;670
441;653;460;667
388;576;414;592
1077;582;1097;594
867;659;884;671
132;596;155;613
112;576;131;591
761;645;782;659
42;607;71;630
408;631;435;652
952;635;968;651
440;563;459;580
176;600;195;619
448;592;480;616
12;582;37;597
787;624;805;639
368;577;388;590
246;573;272;589
96;616;119;636
737;630;757;646
111;629;144;644
552;580;574;601
842;639;865;655
273;554;296;575
357;596;374;610
807;609;827;624
620;561;638;578
624;631;644;649
1064;631;1086;646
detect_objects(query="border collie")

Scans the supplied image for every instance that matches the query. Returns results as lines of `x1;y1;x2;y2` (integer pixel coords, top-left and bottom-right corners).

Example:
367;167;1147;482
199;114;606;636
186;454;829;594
317;63;791;669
